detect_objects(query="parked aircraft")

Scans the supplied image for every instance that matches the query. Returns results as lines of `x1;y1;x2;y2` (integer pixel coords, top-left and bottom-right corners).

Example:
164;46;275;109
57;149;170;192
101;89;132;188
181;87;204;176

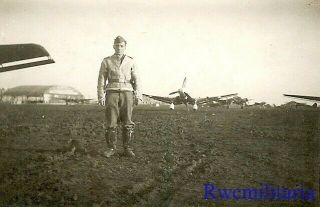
143;77;238;111
283;94;320;108
280;101;311;109
0;43;54;73
56;98;93;105
205;96;249;108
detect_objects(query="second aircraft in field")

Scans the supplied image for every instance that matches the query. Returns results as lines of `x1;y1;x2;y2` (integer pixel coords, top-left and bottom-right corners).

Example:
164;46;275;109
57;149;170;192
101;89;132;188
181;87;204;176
143;77;238;111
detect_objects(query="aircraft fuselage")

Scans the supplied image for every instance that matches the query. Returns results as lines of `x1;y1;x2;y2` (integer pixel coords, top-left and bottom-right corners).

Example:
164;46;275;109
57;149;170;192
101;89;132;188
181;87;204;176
170;94;197;110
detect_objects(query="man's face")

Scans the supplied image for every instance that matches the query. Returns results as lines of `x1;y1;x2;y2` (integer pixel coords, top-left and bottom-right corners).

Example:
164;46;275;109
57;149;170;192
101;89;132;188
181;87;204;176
113;42;126;55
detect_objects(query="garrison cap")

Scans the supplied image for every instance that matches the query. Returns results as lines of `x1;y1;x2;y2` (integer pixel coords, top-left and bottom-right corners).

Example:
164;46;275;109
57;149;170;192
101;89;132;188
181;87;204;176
114;36;127;44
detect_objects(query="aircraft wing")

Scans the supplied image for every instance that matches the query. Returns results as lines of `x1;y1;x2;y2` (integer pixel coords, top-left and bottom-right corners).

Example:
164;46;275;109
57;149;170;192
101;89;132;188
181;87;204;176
57;98;93;103
283;94;320;102
219;93;238;99
196;93;238;105
143;94;174;104
0;43;55;73
77;98;93;103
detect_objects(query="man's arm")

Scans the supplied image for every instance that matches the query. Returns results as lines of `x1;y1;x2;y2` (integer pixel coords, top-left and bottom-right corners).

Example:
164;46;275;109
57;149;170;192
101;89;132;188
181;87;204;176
131;61;143;104
97;59;107;105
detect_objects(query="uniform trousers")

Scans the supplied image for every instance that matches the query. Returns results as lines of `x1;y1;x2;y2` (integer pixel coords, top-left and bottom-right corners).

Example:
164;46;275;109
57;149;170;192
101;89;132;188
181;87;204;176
105;90;135;129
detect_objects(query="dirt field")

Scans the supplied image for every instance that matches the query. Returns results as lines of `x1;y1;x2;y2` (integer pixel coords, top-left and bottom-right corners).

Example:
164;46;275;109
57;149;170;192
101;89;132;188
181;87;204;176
0;104;319;207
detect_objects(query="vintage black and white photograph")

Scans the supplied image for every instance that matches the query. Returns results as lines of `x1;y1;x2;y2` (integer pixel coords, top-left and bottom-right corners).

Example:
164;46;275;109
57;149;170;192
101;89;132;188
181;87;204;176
0;0;319;206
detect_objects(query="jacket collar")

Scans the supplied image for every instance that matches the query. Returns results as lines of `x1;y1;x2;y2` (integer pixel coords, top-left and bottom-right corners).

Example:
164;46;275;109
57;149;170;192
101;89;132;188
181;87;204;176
112;53;125;59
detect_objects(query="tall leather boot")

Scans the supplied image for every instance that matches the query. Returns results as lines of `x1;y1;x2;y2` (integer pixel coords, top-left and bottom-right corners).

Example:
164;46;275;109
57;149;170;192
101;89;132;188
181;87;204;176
122;126;135;157
104;127;117;158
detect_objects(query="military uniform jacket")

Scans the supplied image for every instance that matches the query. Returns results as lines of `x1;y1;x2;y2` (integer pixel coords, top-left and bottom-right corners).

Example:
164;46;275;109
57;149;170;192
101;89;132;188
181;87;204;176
97;54;141;100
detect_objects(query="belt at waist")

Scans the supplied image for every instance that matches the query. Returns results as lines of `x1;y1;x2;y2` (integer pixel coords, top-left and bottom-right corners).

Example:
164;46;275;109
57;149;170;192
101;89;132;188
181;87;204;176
108;79;131;83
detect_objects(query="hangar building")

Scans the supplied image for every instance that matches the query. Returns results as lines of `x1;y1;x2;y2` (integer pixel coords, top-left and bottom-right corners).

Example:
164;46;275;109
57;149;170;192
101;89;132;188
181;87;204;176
2;85;84;104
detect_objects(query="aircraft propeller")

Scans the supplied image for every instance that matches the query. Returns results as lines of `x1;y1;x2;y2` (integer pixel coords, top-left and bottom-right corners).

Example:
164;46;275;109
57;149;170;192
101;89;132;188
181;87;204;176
169;91;179;95
182;77;187;88
169;77;187;95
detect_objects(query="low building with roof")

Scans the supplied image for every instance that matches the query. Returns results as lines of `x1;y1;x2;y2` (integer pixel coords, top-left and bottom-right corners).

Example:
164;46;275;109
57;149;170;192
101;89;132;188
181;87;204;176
2;85;84;104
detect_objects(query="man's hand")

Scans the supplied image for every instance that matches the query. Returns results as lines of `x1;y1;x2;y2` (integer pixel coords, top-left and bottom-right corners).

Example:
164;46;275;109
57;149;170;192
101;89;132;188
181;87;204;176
134;91;143;105
98;97;105;106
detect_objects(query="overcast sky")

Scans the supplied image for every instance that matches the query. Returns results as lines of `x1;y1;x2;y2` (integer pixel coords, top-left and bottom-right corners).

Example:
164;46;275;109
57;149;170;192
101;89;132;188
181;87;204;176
0;0;319;105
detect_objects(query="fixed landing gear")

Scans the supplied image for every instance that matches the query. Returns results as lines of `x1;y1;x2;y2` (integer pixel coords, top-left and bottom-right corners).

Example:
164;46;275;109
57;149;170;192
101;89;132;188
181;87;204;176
170;103;175;110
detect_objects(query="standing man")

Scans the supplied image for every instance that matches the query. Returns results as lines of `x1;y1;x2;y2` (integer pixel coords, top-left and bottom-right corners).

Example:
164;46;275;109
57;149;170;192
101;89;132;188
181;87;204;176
97;36;142;158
